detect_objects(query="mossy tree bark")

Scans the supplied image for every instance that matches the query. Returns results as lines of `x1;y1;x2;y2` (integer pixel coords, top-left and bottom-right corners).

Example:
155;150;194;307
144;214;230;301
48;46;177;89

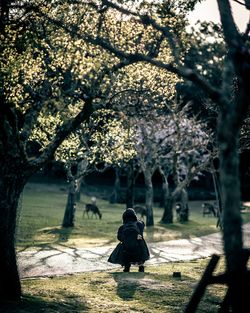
110;166;122;204
160;170;173;224
126;161;135;209
62;179;77;227
144;169;154;226
0;172;26;300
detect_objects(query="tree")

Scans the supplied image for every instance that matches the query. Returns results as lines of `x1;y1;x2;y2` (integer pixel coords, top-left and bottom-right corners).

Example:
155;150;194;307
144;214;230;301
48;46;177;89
62;159;90;227
133;114;161;226
102;56;181;221
109;165;123;204
159;105;212;223
82;0;250;310
132;105;211;225
0;0;134;300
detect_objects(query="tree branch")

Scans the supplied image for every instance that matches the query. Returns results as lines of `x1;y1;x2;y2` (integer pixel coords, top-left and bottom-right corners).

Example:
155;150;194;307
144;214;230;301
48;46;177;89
87;34;221;102
28;97;93;170
101;0;182;62
217;0;241;48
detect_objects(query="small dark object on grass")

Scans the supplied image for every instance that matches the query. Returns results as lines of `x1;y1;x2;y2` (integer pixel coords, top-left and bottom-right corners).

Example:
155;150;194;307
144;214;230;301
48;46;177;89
173;272;181;278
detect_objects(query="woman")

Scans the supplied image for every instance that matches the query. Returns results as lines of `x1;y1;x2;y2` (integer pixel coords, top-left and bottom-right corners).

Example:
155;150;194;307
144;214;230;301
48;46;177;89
108;208;150;272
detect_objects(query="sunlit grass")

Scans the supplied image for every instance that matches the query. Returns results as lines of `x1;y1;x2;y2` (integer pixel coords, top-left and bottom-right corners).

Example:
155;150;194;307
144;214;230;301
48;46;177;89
11;181;250;312
3;258;229;313
16;181;250;250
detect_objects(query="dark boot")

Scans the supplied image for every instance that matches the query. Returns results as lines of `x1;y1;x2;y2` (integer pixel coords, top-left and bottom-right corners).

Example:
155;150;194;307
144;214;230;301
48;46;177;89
138;265;144;272
123;264;130;272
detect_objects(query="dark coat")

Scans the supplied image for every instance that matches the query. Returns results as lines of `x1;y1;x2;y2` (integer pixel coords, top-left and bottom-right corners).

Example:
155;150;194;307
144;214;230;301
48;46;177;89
108;209;150;265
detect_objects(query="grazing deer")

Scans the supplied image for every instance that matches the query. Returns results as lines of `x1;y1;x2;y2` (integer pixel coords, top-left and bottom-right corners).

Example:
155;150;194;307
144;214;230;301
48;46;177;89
175;203;182;221
83;203;102;219
202;202;217;217
175;202;189;222
133;205;147;219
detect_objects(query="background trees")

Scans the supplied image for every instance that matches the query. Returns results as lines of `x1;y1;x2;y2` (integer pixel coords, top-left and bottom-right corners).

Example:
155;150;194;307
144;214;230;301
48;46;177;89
1;1;249;310
129;107;211;226
78;0;250;310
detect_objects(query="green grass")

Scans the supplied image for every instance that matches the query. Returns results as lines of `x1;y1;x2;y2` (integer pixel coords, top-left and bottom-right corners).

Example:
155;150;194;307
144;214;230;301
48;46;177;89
9;181;250;312
16;181;250;250
3;258;230;313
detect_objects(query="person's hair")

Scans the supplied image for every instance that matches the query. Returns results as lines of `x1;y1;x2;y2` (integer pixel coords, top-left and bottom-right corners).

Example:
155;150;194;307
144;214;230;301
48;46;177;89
122;208;137;223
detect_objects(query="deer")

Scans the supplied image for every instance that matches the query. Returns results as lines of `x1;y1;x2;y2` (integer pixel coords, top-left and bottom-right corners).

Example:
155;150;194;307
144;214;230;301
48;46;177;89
83;203;102;219
133;205;147;219
175;203;182;221
202;202;217;217
175;202;189;222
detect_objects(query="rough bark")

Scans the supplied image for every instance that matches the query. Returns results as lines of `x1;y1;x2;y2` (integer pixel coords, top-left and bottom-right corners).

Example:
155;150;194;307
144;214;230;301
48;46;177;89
218;110;248;311
0;168;27;300
161;196;174;223
159;168;190;224
160;176;173;224
212;170;223;228
144;169;154;226
179;188;189;222
75;178;82;202
126;162;135;208
110;166;122;204
216;2;250;307
0;96;28;300
62;179;77;227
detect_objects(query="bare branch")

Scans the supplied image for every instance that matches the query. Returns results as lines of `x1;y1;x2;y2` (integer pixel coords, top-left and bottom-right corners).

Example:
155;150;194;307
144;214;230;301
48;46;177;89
217;0;241;48
233;0;245;5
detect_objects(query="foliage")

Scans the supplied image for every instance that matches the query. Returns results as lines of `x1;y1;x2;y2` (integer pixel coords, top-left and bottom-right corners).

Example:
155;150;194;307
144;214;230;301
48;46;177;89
88;109;137;165
2;1;132;165
133;108;211;179
1;1;187;168
177;21;226;130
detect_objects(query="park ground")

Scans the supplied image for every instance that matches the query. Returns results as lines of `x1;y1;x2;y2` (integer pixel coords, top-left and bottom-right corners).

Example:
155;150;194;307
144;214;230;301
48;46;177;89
2;180;250;313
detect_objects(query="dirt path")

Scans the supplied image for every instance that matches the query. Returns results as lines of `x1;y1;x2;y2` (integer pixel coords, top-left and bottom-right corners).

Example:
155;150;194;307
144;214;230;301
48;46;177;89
18;223;250;279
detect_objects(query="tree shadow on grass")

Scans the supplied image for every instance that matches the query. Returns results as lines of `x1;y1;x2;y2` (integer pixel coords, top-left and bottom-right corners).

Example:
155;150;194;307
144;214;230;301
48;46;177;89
158;220;218;239
40;226;74;244
111;272;145;300
17;226;74;252
0;293;89;313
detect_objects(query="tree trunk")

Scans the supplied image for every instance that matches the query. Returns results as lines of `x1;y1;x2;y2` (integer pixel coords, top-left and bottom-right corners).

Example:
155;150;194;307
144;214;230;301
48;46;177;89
75;160;89;203
212;169;223;228
62;179;77;227
75;178;82;202
0;172;26;301
144;170;154;226
126;162;134;208
179;188;189;222
110;166;122;204
218;110;248;311
161;195;174;223
160;174;173;223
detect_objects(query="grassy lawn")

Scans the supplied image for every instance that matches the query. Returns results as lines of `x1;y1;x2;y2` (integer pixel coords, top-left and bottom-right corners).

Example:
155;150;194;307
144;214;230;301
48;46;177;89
16;181;250;250
8;181;249;312
4;259;229;313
